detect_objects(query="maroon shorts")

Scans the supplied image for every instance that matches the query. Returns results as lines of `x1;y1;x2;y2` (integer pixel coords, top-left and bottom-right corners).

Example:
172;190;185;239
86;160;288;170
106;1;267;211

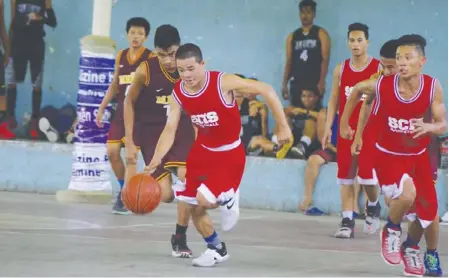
312;148;336;163
175;140;246;205
135;116;195;182
107;118;127;145
357;137;378;185
375;149;437;225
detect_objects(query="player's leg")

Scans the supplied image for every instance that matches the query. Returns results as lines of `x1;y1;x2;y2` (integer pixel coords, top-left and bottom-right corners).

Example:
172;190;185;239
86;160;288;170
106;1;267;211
335;138;358;238
299;149;335;211
357;147;381;234
400;158;438;276
247;135;279;156
291;118;316;159
8;43;28;130
0;51;14;139
28;39;45;138
352;180;361;216
423;215;443;277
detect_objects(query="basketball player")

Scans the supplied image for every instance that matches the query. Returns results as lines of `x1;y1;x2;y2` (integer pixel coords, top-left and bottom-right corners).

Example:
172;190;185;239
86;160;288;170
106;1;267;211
340;34;446;276
346;37;444;277
124;25;195;258
321;23;380;238
95;17;151;215
8;0;57;138
340;39;399;234
145;43;292;267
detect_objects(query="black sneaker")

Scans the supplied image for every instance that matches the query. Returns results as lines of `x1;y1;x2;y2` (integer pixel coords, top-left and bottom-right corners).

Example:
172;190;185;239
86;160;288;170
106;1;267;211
335;217;355;238
112;192;131;215
364;201;381;234
171;234;192;258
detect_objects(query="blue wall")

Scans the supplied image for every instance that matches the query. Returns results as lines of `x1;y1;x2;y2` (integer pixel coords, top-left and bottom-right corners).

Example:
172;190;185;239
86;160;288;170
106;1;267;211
0;140;447;218
5;0;448;127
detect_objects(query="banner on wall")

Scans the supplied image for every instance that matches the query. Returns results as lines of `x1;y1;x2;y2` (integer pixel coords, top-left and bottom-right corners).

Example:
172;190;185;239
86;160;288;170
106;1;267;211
68;35;116;191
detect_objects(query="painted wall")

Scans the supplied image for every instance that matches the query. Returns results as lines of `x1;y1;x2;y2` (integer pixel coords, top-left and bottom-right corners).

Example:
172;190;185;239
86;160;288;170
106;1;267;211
4;0;447;128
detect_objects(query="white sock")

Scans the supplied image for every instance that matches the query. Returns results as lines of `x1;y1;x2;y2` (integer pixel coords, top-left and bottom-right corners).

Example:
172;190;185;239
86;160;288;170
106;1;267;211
368;199;379;207
342;210;353;220
300;135;311;146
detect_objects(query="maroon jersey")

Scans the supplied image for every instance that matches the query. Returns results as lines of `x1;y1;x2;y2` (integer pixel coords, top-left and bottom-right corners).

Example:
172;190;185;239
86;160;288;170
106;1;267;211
373;73;435;155
115;48;152;121
134;54;182;125
339;57;381;128
172;71;241;148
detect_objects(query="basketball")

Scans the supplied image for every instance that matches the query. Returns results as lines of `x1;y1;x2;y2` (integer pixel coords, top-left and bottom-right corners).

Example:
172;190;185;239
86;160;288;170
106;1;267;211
121;173;162;214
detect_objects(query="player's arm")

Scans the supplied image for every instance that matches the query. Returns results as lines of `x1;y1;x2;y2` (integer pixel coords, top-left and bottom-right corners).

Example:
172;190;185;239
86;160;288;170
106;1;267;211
151;96;182;162
222;74;290;132
281;33;293;98
340;78;377;136
98;52;121;115
324;64;341;131
354;101;373;141
318;28;331;95
124;62;147;145
412;80;447;138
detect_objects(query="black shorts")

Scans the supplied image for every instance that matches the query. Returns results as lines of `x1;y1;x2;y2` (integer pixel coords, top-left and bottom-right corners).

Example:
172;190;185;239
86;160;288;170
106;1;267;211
10;37;45;87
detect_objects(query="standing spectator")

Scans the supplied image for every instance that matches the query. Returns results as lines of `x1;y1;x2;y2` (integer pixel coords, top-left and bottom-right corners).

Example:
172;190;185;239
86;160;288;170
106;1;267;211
7;0;57;138
282;0;330;104
0;0;12;139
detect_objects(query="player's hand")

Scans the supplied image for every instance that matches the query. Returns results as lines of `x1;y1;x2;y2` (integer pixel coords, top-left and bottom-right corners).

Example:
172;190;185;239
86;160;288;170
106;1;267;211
95;108;104;128
410;118;432;139
125;142;138;165
144;157;162;174
351;136;363;155
27;12;41;22
282;85;289;100
276;124;293;146
321;128;332;150
248;102;259;117
340;123;354;140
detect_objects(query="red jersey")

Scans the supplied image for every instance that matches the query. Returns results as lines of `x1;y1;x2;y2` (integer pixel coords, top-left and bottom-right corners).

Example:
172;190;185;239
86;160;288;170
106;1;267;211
373;73;435;155
172;71;241;149
339;57;381;128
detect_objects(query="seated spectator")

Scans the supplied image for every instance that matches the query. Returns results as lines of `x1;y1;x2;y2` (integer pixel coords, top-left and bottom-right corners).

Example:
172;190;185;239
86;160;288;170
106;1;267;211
299;108;337;213
235;75;287;158
285;86;323;159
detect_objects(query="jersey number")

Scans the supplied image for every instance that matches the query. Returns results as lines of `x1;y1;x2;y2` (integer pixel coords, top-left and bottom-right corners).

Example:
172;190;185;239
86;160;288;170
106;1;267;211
300;49;308;62
164;104;170;116
125;85;131;97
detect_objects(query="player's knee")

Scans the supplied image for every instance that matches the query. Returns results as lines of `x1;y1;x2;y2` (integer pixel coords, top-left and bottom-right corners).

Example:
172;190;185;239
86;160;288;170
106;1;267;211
106;146;121;162
159;177;175;203
400;177;417;205
196;192;218;209
307;154;325;167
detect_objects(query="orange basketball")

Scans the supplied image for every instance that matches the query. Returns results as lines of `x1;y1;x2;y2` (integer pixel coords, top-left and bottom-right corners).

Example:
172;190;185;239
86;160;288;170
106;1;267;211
121;173;162;214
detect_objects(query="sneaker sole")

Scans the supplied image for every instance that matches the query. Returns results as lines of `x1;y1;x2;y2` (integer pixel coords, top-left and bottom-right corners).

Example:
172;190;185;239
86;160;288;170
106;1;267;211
192;254;230;267
112;210;132;215
172;251;192;258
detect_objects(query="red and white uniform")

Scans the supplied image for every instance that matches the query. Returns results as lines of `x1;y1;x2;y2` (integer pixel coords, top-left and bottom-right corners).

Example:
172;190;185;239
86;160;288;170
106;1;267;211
172;71;246;204
373;73;437;227
337;57;380;185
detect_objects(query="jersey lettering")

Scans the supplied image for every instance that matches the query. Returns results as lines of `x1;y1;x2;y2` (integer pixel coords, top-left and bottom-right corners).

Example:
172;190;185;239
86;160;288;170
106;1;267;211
387;117;421;133
191;112;219;127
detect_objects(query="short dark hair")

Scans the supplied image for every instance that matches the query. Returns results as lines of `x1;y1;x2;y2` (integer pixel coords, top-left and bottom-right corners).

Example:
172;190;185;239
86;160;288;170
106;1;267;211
397;34;427;56
126;17;150;36
175;43;203;63
234;73;246;79
380;39;399;59
154;24;181;49
302;86;320;97
248;77;258;81
347;22;369;40
298;0;317;12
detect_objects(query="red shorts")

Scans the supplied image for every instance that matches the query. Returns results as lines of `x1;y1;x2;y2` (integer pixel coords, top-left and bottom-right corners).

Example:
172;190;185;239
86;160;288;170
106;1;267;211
175;140;246;205
375;147;437;225
336;135;358;185
357;138;378;185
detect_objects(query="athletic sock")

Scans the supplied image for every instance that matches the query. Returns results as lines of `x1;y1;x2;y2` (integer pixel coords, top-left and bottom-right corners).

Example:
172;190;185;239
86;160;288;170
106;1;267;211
175;224;187;236
386;217;401;230
118;179;125;190
204;230;222;249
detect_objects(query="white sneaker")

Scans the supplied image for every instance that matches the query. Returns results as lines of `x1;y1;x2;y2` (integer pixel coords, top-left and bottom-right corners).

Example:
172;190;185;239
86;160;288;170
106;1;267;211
39;117;59;142
192;243;230;267
220;189;240;232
